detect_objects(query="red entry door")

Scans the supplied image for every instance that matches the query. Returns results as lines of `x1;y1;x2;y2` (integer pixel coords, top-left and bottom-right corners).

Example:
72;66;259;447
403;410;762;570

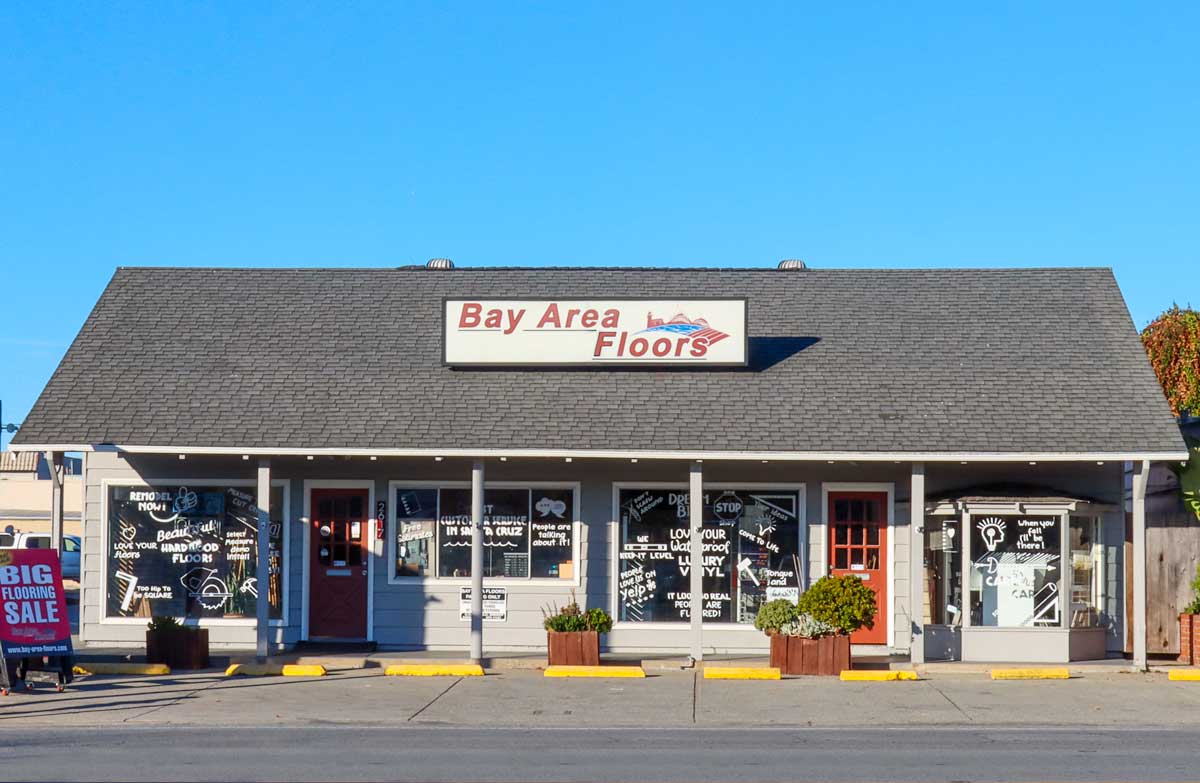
828;492;888;645
309;489;369;639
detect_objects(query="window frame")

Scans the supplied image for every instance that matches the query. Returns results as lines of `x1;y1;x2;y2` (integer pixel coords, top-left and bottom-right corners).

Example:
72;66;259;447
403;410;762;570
609;481;807;629
386;480;582;587
99;477;291;627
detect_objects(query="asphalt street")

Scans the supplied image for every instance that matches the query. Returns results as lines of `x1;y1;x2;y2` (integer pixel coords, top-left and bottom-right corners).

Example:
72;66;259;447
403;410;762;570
3;724;1200;782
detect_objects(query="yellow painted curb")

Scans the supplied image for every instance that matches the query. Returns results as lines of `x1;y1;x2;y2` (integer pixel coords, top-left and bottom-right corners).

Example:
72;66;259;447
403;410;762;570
385;664;485;677
703;667;781;680
840;670;920;681
544;665;645;678
72;662;171;676
282;664;326;677
1168;669;1200;681
990;668;1070;680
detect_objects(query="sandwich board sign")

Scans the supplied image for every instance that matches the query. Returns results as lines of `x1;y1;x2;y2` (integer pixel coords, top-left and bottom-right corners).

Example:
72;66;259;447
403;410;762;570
0;549;73;659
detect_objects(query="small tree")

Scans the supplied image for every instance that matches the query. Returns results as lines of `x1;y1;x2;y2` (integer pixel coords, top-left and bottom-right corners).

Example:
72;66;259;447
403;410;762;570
1141;305;1200;418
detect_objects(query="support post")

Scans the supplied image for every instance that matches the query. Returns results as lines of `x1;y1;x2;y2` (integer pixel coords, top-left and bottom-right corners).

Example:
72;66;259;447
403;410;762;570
909;462;925;664
256;458;271;662
689;461;703;662
470;460;485;663
46;452;64;553
1131;459;1149;671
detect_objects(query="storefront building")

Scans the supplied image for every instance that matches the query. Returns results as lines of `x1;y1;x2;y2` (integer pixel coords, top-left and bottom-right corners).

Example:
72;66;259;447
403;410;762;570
10;263;1187;665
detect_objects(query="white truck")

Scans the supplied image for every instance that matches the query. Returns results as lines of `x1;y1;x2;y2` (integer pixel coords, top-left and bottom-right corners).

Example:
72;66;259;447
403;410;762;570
0;531;81;580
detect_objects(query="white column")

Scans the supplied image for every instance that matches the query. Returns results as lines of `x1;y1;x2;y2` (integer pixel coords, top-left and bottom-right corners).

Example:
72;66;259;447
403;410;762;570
1132;459;1149;671
689;462;703;662
909;462;925;664
255;458;271;662
470;460;485;663
46;452;63;553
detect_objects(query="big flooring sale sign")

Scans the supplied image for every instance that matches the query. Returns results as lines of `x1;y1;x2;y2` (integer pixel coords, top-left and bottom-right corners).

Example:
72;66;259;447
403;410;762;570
0;549;72;657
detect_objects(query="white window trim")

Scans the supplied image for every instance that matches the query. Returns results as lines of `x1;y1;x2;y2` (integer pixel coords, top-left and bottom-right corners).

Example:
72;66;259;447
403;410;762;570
99;477;291;628
301;479;376;642
610;481;808;630
820;482;896;650
384;480;582;588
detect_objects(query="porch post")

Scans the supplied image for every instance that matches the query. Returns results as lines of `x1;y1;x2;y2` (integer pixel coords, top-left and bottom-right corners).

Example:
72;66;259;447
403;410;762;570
909;462;925;664
689;461;703;662
470;459;485;663
256;458;271;662
1131;459;1149;671
46;451;63;553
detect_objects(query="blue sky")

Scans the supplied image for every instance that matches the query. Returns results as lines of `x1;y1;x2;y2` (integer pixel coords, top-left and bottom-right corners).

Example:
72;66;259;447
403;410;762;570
1;2;1197;448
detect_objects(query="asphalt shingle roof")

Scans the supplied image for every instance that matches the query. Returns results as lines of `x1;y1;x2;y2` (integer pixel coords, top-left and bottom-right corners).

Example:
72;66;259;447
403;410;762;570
11;266;1187;458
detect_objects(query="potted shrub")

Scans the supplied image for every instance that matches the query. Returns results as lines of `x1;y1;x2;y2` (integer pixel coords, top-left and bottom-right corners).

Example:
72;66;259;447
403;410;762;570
145;616;210;670
1179;564;1200;665
542;595;613;666
756;575;877;676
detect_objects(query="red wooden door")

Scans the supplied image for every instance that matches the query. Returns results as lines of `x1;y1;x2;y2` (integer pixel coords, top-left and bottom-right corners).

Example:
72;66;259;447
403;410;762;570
309;489;369;639
828;492;888;645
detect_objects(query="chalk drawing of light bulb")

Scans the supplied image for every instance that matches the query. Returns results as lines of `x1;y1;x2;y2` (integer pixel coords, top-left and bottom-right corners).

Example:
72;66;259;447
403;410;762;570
978;517;1006;552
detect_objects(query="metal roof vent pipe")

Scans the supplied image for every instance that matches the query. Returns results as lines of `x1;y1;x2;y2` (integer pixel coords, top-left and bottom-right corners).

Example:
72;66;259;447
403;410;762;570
426;257;455;270
777;259;807;270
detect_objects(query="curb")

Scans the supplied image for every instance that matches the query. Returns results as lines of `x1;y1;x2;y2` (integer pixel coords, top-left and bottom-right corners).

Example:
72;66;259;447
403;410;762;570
225;663;327;677
703;667;781;680
990;668;1070;680
840;670;920;681
73;663;171;676
1168;669;1200;681
544;665;645;678
385;664;484;677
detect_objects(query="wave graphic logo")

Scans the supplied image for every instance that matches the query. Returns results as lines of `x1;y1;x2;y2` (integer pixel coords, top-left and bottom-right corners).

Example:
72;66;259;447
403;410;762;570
639;312;729;347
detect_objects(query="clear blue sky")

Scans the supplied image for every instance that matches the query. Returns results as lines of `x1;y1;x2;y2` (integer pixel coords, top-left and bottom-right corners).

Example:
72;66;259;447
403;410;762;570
2;2;1197;448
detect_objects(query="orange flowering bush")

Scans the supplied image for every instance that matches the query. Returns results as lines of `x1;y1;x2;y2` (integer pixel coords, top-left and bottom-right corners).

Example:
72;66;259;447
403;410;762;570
1142;305;1200;418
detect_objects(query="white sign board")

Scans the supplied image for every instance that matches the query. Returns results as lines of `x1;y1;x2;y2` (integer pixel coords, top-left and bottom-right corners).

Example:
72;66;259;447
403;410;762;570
459;587;508;622
443;299;748;366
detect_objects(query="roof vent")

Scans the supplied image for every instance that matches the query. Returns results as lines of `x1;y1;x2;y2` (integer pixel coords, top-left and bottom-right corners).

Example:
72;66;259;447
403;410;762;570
426;257;455;270
777;259;807;270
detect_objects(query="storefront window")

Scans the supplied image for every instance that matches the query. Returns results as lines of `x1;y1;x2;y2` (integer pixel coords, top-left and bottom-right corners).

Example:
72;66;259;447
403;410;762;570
616;488;804;624
391;486;575;580
969;514;1062;628
1069;515;1103;628
107;484;286;620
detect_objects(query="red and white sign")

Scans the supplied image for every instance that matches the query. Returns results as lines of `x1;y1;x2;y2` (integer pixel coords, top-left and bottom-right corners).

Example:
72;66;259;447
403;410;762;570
443;299;748;366
0;549;73;658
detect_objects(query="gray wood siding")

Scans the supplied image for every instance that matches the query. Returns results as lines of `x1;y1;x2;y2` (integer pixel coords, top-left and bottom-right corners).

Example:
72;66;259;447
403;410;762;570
75;454;1120;655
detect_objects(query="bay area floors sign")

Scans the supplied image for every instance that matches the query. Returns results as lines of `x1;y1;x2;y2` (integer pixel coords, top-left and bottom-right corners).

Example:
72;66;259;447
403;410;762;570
8;265;1187;665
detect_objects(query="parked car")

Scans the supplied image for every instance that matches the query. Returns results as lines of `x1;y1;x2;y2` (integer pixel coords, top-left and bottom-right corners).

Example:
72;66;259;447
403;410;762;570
0;532;81;580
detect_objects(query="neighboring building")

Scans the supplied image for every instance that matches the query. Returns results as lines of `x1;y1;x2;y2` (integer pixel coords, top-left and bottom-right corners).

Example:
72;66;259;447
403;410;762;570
9;263;1187;663
0;450;82;537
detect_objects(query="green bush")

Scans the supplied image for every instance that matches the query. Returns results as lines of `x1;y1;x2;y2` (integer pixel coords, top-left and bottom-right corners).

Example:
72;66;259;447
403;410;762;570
1186;563;1200;615
541;593;613;633
146;616;182;632
754;598;799;633
797;575;877;635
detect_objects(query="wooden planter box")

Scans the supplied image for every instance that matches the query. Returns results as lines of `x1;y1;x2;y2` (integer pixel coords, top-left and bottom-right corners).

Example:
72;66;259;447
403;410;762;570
1180;613;1200;665
146;627;210;670
547;631;600;666
769;633;851;676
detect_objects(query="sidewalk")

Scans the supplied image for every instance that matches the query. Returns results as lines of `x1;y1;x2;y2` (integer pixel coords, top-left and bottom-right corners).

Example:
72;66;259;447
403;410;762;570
4;667;1200;729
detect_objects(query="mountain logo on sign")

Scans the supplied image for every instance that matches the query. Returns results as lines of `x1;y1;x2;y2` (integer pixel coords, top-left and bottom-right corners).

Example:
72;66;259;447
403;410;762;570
641;312;729;347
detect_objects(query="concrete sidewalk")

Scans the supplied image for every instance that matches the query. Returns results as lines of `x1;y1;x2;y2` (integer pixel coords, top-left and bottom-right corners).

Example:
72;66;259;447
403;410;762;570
4;668;1200;729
